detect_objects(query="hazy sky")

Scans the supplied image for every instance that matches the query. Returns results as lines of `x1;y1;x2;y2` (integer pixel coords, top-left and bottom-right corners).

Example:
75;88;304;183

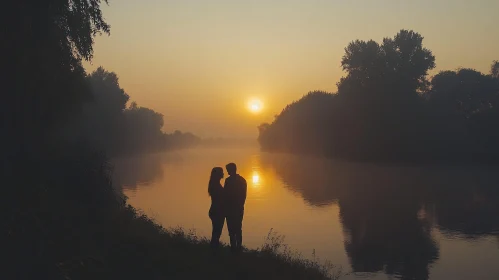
84;0;499;138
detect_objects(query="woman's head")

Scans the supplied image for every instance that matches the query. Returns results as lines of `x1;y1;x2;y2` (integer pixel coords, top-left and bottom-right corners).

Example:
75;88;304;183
208;167;224;196
210;167;224;181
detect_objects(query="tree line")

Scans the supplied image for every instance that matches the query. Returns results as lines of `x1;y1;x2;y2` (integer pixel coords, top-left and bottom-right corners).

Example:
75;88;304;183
65;66;201;156
258;30;499;163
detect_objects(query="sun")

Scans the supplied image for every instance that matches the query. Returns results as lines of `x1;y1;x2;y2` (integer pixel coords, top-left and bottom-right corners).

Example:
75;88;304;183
248;99;263;113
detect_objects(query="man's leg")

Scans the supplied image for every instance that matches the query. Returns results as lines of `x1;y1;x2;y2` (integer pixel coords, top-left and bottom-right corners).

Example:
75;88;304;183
226;215;237;252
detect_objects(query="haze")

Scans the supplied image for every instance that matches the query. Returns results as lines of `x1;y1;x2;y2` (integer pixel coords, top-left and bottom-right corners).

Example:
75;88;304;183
85;0;499;138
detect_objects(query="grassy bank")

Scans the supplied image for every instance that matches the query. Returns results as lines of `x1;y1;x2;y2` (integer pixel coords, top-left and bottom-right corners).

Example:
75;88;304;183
80;206;340;280
4;150;339;280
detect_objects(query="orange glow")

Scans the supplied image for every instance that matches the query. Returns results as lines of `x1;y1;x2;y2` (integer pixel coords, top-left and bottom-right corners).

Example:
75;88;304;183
84;1;499;138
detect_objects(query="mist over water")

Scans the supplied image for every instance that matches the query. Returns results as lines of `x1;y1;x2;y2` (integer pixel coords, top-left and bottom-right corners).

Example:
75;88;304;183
113;147;499;280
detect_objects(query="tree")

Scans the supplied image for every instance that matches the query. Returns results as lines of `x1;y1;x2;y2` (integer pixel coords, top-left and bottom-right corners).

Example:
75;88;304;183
428;68;499;119
491;60;499;79
258;91;336;154
80;67;130;154
87;67;130;113
2;0;111;152
2;2;114;277
339;30;435;101
165;130;201;149
337;30;435;158
124;104;165;153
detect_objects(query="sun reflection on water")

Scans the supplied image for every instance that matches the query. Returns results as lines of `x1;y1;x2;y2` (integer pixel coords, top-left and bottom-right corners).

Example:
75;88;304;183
249;154;262;189
252;172;260;185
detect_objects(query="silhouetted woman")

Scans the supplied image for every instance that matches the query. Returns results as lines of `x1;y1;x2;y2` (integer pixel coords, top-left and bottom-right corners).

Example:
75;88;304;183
208;167;225;249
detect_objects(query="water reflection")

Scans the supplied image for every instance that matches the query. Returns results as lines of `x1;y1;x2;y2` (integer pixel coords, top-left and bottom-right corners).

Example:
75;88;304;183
111;153;164;192
113;149;499;280
247;154;268;202
429;177;499;238
339;185;438;280
261;153;499;279
250;154;262;187
252;173;260;185
112;152;185;192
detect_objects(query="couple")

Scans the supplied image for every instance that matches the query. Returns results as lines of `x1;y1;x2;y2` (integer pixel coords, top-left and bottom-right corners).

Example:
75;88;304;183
208;162;247;253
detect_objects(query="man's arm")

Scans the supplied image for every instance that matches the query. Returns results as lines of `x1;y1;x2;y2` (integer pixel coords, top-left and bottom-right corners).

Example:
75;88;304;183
242;178;247;206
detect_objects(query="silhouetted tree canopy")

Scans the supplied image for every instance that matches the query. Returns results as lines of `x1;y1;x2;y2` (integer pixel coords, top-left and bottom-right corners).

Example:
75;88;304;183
2;0;112;156
88;67;130;112
124;102;165;153
428;68;499;119
339;30;435;97
259;30;499;163
491;60;499;79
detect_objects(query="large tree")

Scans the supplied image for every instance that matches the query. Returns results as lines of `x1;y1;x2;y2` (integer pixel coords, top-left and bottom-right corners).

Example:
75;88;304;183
2;0;111;152
339;30;435;99
337;30;436;158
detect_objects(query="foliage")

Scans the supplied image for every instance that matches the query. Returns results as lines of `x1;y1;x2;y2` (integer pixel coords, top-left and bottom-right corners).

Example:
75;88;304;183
2;0;111;148
428;68;499;118
123;102;165;153
259;30;499;163
165;130;202;150
491;60;499;79
73;67;200;156
339;30;435;100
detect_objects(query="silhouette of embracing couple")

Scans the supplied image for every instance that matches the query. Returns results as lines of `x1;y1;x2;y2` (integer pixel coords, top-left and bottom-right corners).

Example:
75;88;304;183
208;163;247;253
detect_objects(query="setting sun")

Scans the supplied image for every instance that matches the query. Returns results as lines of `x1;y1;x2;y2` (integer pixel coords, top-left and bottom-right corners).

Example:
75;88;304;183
248;99;263;113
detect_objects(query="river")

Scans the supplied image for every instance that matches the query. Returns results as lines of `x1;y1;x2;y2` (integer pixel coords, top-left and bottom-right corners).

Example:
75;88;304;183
112;147;499;280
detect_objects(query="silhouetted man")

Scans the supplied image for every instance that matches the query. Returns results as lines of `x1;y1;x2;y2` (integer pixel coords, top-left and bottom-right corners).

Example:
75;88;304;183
224;162;247;253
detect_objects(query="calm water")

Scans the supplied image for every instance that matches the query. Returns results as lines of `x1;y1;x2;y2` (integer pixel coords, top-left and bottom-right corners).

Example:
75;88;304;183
112;147;499;280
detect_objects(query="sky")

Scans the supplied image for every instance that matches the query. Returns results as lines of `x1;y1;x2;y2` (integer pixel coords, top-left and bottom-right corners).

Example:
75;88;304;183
84;0;499;138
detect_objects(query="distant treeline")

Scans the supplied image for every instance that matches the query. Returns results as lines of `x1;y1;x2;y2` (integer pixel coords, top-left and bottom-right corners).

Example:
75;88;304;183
200;137;257;148
258;30;499;163
63;67;201;156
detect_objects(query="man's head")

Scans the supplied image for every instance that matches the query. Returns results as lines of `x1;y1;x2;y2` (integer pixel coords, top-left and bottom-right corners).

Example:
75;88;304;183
226;162;237;176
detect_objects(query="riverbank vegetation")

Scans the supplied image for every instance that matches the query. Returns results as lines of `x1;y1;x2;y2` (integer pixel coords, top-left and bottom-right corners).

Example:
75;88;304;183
258;30;499;164
5;150;339;280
